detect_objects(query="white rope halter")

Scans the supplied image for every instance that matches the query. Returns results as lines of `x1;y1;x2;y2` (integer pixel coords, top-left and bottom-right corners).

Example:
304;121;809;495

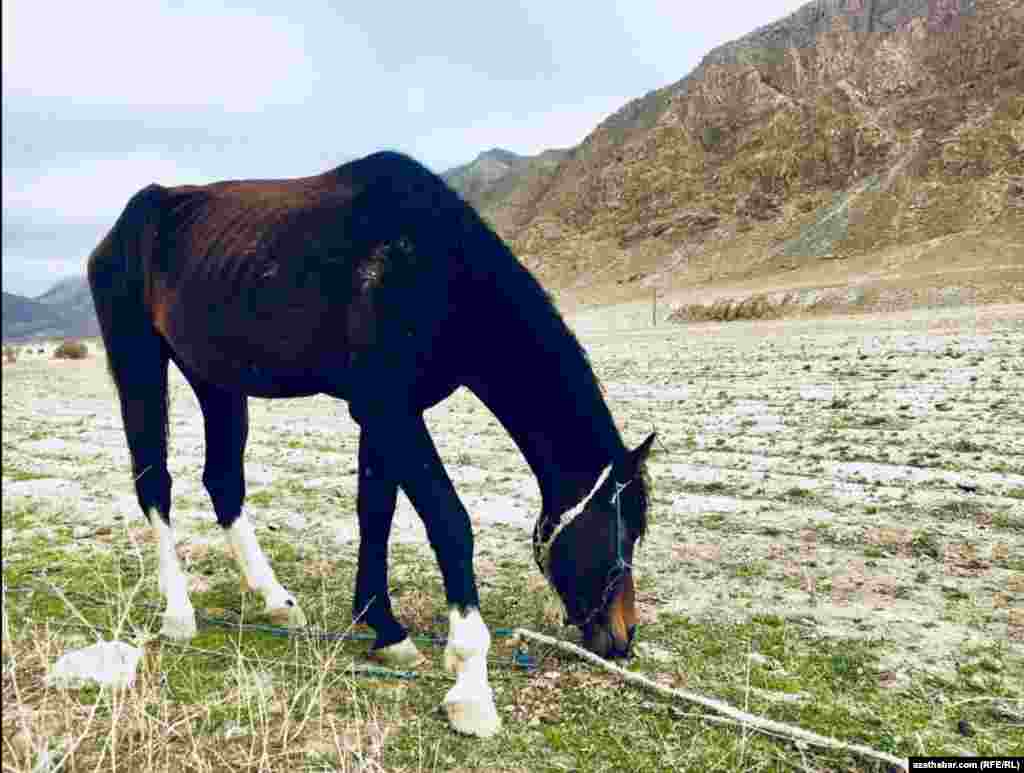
532;463;613;581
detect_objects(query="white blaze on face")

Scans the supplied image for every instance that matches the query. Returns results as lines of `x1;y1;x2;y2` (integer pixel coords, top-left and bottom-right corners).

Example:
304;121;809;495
442;607;501;737
149;510;196;639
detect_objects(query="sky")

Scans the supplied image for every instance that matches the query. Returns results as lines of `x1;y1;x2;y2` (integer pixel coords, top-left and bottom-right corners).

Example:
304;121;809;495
2;0;810;297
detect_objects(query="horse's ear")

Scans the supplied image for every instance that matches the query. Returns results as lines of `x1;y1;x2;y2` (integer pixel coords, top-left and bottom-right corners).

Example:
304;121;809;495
617;432;656;479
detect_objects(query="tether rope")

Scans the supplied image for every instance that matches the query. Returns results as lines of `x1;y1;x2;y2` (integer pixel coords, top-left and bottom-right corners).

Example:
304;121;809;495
3;580;539;679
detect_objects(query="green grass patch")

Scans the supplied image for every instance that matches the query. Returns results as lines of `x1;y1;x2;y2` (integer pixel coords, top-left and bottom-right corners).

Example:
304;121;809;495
4;497;1023;771
3;466;55;482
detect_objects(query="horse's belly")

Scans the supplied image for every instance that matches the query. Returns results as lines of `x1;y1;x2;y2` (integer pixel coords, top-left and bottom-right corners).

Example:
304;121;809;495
234;364;330;398
165;335;346;398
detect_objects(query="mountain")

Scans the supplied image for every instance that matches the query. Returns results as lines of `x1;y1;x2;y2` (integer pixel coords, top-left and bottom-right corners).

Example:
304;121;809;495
442;146;572;236
34;276;100;338
471;0;1022;308
2;292;68;340
2;277;99;341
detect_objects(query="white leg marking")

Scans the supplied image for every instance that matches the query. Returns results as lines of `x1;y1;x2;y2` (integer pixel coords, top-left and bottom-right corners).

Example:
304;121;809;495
226;514;307;628
150;511;197;640
442;608;501;737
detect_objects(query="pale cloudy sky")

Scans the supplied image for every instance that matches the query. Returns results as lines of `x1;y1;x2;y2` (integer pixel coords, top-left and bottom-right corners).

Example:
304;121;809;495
3;0;809;297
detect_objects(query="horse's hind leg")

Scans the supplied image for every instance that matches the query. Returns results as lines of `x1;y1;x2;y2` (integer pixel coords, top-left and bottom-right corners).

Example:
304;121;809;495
355;427;425;667
103;336;196;639
187;375;306;628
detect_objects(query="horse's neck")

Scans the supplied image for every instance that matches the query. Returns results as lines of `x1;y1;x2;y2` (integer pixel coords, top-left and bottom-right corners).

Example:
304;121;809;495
466;325;624;518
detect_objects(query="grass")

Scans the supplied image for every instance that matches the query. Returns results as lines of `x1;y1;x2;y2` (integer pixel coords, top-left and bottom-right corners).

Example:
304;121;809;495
4;316;1024;770
3;466;55;483
4;503;1023;773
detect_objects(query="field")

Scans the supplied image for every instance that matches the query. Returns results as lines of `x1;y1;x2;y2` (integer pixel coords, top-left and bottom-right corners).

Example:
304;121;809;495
3;303;1023;771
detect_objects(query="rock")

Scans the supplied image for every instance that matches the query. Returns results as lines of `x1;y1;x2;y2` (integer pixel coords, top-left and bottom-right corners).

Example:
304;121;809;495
47;641;143;690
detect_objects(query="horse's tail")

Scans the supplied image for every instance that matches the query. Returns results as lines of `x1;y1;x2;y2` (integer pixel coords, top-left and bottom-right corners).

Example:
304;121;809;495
88;184;171;485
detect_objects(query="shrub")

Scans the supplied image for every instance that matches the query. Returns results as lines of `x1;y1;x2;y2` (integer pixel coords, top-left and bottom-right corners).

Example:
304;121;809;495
3;346;17;364
701;125;722;149
54;340;89;360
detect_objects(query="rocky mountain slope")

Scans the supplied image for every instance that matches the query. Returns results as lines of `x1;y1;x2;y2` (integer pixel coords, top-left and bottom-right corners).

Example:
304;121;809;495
465;0;1022;309
442;146;571;236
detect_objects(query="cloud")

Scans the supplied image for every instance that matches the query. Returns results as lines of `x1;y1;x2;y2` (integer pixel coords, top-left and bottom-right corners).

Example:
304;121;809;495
3;156;217;222
2;2;324;111
2;155;217;298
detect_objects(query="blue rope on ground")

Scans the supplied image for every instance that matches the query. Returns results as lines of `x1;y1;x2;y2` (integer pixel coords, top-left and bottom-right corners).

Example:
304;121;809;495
5;582;539;677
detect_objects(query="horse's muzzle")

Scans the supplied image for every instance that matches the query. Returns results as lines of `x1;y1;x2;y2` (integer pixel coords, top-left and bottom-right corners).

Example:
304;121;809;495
584;622;637;660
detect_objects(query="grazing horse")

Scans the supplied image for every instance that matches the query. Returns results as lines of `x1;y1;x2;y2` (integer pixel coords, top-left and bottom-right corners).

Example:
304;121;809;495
87;151;655;737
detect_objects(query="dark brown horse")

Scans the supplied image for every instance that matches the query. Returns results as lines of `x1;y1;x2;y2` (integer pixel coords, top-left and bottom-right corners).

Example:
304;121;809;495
88;151;654;737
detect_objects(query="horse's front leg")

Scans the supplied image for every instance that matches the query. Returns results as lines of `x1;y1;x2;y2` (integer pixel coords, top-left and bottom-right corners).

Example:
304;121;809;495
355;409;500;738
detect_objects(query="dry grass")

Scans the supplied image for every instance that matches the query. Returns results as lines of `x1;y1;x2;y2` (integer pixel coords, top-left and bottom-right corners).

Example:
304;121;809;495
1;548;395;773
668;293;785;322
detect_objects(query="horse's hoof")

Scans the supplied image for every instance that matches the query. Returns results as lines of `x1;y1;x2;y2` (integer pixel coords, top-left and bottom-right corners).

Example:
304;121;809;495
443;691;502;738
371;637;426;668
268;603;307;629
160;611;197;640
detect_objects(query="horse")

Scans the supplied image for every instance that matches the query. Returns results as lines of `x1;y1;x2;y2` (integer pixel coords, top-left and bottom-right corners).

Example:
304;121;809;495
87;150;655;738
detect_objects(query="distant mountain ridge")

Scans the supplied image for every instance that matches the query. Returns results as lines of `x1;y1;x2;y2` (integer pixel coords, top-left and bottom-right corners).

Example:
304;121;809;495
2;292;67;340
2;277;99;341
442;146;572;235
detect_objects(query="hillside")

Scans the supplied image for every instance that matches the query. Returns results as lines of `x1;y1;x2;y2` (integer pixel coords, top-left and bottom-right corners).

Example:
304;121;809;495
442;146;572;236
474;0;1023;311
2;292;67;340
33;276;100;338
2;277;99;341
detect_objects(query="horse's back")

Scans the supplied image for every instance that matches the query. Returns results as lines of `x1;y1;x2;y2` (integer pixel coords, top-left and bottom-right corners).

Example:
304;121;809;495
142;153;468;401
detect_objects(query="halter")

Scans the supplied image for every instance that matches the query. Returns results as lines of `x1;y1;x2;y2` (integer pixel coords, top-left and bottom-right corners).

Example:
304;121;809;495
532;464;611;581
610;478;634;573
532;465;635;624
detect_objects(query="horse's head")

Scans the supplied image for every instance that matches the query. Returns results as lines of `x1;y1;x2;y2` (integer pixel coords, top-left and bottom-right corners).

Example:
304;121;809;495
537;432;655;659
